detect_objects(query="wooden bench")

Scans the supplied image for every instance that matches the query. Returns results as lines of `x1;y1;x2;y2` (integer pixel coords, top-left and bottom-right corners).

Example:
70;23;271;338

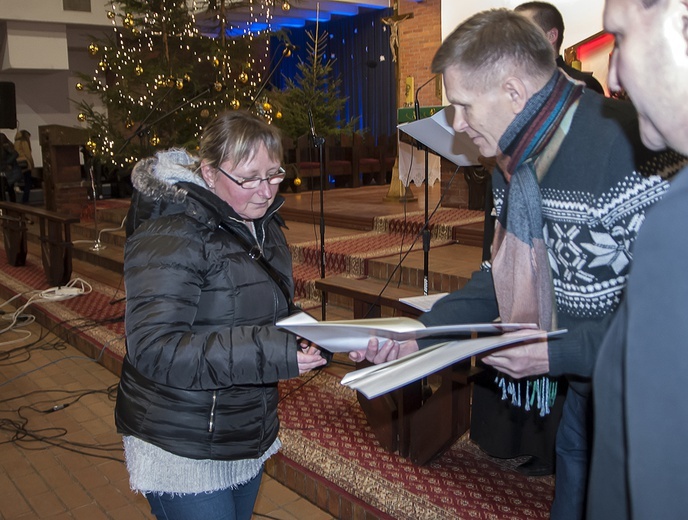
315;275;480;465
0;201;80;286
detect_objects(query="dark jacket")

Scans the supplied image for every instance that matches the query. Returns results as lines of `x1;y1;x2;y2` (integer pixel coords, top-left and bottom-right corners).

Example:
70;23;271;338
115;149;300;461
557;55;605;95
588;166;688;520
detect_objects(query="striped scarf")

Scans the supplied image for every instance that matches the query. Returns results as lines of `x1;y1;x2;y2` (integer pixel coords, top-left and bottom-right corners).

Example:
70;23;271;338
491;71;583;415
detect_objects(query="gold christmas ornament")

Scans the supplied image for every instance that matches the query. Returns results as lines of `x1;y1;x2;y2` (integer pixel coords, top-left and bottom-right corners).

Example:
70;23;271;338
262;101;272;111
86;139;97;153
184;74;191;82
150;134;161;146
123;14;134;28
230;99;240;110
213;81;223;92
293;177;302;186
98;60;107;71
134;64;144;76
176;79;184;90
125;116;134;129
107;10;116;20
88;43;99;56
282;1;291;11
276;111;283;119
239;71;248;84
200;109;210;118
75;82;84;91
212;57;220;68
77;113;87;122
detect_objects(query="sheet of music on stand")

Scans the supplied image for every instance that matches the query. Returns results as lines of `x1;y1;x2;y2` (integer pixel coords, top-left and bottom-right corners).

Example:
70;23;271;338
397;106;480;167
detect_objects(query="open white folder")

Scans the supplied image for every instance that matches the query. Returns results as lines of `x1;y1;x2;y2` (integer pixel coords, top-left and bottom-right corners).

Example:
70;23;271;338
276;313;537;353
341;329;567;399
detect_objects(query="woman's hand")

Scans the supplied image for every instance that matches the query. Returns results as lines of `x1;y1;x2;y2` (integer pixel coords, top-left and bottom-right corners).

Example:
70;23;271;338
296;341;328;374
348;338;419;364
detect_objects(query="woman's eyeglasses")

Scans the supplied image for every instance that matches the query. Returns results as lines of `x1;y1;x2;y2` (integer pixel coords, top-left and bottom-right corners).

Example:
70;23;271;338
217;166;286;190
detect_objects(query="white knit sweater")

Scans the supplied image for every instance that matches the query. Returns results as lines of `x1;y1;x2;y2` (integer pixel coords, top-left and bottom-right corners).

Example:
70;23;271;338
123;435;281;495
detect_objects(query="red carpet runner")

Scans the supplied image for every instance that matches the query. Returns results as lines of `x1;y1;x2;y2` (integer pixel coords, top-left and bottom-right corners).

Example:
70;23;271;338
0;249;555;519
279;372;554;519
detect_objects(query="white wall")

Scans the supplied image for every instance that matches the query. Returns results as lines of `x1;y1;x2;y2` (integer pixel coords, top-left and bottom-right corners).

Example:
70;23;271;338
0;0;111;26
441;0;608;88
442;0;605;51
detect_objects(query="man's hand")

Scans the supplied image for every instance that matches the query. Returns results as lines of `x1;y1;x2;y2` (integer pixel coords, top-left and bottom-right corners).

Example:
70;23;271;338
480;330;550;378
348;338;419;364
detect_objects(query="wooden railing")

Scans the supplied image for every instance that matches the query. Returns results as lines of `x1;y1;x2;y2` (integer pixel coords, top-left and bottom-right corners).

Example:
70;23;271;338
0;201;80;286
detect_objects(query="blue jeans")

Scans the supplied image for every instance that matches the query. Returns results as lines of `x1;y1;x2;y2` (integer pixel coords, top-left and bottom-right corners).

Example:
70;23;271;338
146;471;263;520
550;386;592;520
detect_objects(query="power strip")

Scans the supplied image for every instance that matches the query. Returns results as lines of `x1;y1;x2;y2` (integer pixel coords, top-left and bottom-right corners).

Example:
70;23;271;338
54;287;83;297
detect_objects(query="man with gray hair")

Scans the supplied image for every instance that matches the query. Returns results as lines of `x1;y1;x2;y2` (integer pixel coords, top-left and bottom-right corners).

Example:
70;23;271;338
588;0;688;518
350;8;681;519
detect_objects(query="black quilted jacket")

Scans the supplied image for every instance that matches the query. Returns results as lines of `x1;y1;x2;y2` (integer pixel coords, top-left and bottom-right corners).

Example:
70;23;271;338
115;149;299;460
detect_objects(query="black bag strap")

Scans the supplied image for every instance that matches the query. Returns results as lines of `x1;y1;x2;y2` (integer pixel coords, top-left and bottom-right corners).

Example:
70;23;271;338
219;222;333;364
219;223;298;314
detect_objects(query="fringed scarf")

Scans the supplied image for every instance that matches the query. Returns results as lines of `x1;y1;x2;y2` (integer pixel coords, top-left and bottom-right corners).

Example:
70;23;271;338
491;71;584;416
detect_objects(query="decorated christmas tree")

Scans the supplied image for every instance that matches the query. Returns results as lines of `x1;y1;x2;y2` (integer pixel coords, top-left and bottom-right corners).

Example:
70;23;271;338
75;0;278;170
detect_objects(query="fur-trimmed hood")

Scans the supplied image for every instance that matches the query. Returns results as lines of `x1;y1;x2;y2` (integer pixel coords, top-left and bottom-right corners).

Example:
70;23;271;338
130;148;207;204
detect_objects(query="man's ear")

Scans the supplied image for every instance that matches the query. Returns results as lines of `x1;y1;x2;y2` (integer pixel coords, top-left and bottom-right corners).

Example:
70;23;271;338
546;28;559;48
503;77;528;115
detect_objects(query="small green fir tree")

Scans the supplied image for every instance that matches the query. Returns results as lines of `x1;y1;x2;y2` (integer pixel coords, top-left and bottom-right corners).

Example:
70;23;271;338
271;30;357;140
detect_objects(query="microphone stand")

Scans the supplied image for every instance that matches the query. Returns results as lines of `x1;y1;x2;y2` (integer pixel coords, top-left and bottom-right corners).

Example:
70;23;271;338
308;108;327;320
123;86;212;149
414;75;438;295
87;86;208;253
248;43;295;112
115;86;176;157
87;161;105;251
79;87;174;253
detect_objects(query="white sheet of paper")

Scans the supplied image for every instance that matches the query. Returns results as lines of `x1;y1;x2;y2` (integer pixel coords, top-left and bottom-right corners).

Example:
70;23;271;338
341;330;567;399
398;292;449;312
276;315;537;353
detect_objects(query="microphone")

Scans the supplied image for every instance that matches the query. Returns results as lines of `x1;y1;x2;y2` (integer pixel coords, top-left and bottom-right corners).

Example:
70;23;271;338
248;42;295;111
308;108;316;138
414;74;438;122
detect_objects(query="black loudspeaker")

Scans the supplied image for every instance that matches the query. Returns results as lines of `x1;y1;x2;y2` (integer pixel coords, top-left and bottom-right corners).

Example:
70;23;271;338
0;82;17;129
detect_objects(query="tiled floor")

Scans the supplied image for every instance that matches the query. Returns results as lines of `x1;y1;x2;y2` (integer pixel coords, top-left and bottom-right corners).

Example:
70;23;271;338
0;318;334;519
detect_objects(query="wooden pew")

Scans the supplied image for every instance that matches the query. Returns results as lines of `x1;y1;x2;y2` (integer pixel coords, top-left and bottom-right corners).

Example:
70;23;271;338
0;201;80;286
315;275;480;465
